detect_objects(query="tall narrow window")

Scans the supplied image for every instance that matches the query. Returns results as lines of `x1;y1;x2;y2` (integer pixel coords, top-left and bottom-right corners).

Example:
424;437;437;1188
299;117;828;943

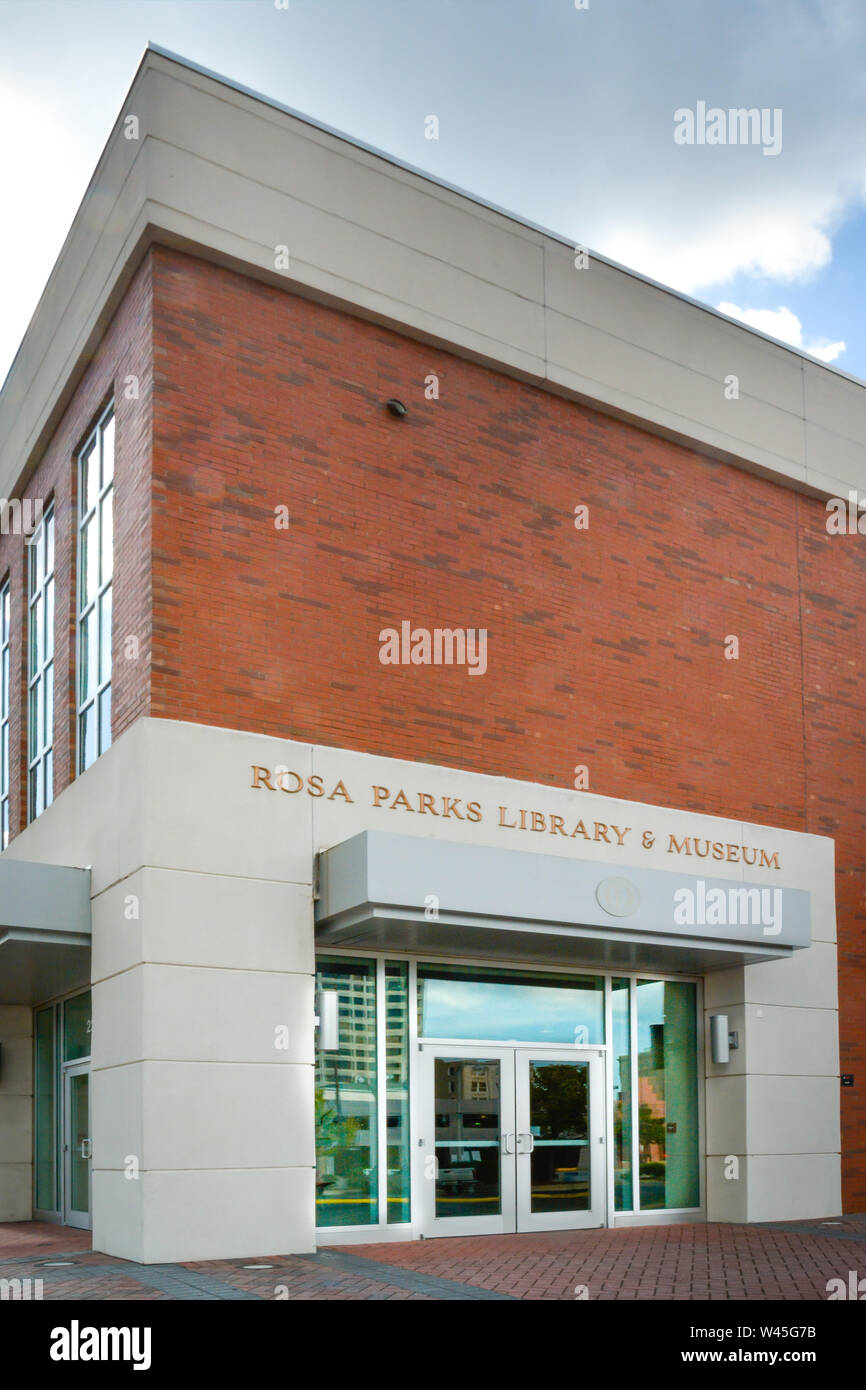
78;405;114;772
28;506;55;820
0;579;10;847
315;956;378;1227
636;979;700;1210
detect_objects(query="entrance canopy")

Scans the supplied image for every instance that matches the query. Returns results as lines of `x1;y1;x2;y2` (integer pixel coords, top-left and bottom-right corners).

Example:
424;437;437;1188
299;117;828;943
315;831;811;973
0;859;91;1003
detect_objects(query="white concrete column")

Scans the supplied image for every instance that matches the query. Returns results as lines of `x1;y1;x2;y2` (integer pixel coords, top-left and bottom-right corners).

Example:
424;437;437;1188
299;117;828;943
0;1005;32;1220
705;844;841;1223
88;721;319;1263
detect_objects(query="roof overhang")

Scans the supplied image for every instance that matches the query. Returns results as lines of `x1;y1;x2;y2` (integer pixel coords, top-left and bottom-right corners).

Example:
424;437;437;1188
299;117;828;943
315;831;810;974
0;859;91;1004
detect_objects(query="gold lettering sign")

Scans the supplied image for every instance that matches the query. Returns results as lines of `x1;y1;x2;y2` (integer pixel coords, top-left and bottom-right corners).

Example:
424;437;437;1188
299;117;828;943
249;766;782;869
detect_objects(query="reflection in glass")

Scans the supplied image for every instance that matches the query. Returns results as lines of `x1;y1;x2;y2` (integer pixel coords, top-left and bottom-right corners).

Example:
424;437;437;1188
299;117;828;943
385;961;410;1223
636;979;699;1209
528;1060;590;1213
612;978;632;1210
418;964;604;1044
63;991;92;1061
315;957;377;1227
434;1058;501;1218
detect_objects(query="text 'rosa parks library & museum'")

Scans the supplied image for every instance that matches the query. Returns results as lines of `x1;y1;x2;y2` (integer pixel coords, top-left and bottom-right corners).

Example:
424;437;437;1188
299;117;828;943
0;47;862;1263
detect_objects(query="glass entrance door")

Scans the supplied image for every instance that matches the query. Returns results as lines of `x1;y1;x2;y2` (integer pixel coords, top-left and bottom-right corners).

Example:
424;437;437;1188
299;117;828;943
419;1045;605;1237
420;1047;517;1237
514;1049;604;1232
63;1064;91;1230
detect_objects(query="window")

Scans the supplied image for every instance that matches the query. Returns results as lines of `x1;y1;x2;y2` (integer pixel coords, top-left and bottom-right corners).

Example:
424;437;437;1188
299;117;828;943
77;405;114;772
1;579;9;847
28;506;54;820
315;957;378;1227
418;963;605;1044
636;979;700;1209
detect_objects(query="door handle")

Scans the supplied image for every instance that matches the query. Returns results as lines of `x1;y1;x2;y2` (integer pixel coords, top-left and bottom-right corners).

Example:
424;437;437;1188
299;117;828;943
516;1132;535;1154
80;1139;92;1160
502;1132;516;1154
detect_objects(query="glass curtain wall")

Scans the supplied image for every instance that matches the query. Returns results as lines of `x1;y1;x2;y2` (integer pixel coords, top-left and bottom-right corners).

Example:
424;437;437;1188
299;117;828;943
314;956;701;1229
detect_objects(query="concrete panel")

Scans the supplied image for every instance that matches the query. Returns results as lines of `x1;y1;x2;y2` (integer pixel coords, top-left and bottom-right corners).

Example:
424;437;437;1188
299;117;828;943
703;966;745;1010
141;965;314;1066
93;963;314;1068
0;1006;32;1222
545;308;807;467
746;1153;842;1223
748;1075;841;1155
138;1167;316;1263
803;358;866;445
91;875;145;984
142;868;314;974
92;969;143;1072
0;1097;32;1164
805;421;866;497
92;867;314;980
0;1165;32;1222
91;1062;143;1174
0;1006;31;1038
745;1004;839;1077
94;1060;313;1171
705;1074;747;1155
0;719;147;897
0;1036;32;1095
92;1169;142;1261
146;66;545;296
140;1062;313;1170
744;940;838;1010
705;1153;748;1223
140;720;314;885
544;243;806;416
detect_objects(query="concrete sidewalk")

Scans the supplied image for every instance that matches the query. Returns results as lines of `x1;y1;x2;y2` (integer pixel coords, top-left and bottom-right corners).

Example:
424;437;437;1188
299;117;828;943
1;1217;864;1301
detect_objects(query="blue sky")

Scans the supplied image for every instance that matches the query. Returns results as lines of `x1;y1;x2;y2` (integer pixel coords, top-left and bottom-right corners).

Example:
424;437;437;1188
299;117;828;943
1;0;865;387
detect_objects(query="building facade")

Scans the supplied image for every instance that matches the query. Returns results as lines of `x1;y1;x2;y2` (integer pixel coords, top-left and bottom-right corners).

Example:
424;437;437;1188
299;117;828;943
0;46;862;1262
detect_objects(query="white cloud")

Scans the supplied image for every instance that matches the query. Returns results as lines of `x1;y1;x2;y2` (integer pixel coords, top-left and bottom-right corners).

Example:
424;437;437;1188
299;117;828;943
716;302;846;363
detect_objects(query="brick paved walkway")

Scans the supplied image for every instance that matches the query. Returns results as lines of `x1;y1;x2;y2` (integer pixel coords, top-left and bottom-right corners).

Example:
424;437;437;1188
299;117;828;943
1;1217;864;1300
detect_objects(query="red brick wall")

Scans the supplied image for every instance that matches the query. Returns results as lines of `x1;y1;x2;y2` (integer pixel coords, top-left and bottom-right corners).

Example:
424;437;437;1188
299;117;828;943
0;255;152;839
3;244;863;1210
150;247;866;1208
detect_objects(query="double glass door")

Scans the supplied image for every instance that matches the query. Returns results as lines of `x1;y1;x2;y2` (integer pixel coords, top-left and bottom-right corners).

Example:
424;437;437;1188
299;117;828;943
419;1045;605;1236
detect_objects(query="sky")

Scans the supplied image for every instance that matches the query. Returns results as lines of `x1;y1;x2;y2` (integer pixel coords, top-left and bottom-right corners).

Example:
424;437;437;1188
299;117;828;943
1;0;866;389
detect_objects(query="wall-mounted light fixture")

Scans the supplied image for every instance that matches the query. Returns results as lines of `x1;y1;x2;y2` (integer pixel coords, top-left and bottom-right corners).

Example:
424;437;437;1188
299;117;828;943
385;399;408;418
709;1014;739;1064
314;990;340;1052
